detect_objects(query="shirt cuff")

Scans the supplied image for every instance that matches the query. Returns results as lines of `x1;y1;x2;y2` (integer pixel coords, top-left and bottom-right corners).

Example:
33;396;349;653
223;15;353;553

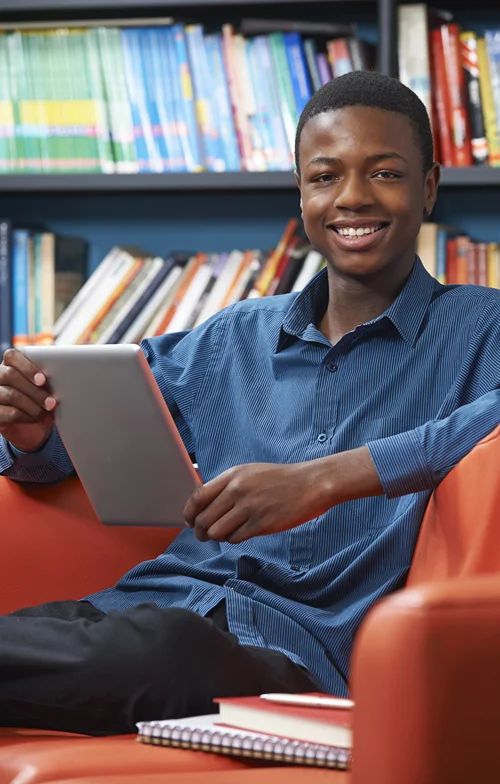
7;428;58;467
367;428;435;499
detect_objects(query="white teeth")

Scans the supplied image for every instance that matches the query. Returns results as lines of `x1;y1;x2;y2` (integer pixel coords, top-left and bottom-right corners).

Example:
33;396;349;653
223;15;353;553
337;225;382;237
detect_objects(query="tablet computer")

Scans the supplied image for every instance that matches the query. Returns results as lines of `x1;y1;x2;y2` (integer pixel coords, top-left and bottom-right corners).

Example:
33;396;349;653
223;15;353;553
22;344;201;527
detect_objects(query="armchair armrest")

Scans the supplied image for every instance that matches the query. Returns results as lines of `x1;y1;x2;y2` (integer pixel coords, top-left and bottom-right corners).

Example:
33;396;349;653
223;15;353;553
351;576;500;784
0;475;180;613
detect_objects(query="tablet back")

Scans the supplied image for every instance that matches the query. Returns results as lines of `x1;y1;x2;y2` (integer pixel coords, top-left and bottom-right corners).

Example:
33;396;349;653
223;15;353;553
22;344;200;526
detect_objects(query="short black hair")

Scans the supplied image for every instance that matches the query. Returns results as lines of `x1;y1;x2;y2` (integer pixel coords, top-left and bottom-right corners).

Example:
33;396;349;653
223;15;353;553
294;70;434;177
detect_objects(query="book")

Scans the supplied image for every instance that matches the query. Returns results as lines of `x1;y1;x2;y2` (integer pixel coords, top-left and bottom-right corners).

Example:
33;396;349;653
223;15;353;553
460;31;489;165
136;713;351;770
477;36;500;167
440;24;473;167
215;693;352;749
398;5;433;128
0;218;12;354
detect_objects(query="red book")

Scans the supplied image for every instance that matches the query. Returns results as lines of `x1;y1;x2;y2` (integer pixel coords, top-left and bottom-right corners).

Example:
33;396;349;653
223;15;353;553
439;24;473;167
429;29;454;168
215;692;352;749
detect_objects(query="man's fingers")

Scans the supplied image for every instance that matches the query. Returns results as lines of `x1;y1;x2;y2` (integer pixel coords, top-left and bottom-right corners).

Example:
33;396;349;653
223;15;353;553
183;472;233;526
3;348;46;386
202;507;248;542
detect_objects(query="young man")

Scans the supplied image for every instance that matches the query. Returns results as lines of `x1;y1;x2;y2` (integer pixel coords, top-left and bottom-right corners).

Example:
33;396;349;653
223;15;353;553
0;71;499;735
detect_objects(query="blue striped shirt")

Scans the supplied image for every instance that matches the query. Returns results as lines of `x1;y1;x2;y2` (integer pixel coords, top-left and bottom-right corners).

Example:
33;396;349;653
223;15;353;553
1;258;499;696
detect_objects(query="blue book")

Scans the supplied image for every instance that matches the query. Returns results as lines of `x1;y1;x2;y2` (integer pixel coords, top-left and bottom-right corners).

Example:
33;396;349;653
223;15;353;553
11;230;30;348
158;26;188;172
204;33;241;172
171;24;204;172
0;219;12;353
185;24;225;171
120;29;155;172
283;32;312;116
303;39;322;92
139;28;171;172
245;38;272;170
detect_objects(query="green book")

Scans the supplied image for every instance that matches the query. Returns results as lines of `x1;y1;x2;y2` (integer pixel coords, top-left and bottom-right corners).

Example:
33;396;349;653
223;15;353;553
269;33;299;154
96;27;137;172
82;29;114;173
0;34;18;172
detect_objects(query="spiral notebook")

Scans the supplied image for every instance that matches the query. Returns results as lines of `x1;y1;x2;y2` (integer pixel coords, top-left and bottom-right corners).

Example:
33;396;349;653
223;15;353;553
136;714;352;769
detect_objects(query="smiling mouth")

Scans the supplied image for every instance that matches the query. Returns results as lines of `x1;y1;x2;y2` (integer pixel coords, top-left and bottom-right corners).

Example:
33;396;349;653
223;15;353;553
330;223;388;236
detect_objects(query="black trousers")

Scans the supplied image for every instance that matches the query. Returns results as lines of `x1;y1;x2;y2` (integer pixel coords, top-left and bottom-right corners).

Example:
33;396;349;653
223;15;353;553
0;599;317;736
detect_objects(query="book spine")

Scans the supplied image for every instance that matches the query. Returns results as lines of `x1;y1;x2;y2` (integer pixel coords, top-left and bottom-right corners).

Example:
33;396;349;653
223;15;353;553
316;53;332;86
397;5;432;123
246;37;274;172
140;27;170;172
96;27;137;173
185;24;225;172
485;31;500;163
171;24;204;172
221;24;253;171
460;31;488;165
477;37;500;167
487;243;500;288
303;39;322;92
6;32;26;171
440;24;473;167
436;227;448;285
0;219;12;353
476;242;488;287
76;258;144;344
158;26;187;172
0;34;15;172
83;27;115;173
269;33;298;154
233;34;266;172
12;230;30;349
429;30;454;168
255;35;292;170
327;38;353;79
284;33;312;116
120;28;153;172
204;32;241;172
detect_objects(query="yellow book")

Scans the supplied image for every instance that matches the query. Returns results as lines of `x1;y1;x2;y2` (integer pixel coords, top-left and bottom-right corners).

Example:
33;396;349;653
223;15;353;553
487;243;500;288
477;37;500;167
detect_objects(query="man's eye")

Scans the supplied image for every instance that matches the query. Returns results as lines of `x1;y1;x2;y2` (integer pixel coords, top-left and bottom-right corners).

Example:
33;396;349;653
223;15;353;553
374;171;402;179
315;173;337;183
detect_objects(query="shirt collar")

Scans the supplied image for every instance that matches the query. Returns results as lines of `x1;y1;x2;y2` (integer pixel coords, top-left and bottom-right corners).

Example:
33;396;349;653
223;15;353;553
276;256;438;353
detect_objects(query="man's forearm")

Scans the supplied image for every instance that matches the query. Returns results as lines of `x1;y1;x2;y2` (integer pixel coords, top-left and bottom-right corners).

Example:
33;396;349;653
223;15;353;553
312;446;384;508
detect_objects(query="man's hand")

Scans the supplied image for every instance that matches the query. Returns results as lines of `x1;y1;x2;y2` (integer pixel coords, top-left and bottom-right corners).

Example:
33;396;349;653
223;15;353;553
0;348;56;453
183;448;384;543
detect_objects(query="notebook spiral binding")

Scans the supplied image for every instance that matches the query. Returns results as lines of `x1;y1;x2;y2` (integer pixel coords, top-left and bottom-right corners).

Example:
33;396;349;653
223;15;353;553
138;722;352;769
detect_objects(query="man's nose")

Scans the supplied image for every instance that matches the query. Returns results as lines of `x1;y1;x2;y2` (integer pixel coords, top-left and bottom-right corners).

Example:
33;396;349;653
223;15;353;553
334;172;374;212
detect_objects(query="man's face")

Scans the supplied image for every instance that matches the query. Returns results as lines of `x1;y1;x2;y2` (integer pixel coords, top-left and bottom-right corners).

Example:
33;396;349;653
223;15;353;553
296;106;439;280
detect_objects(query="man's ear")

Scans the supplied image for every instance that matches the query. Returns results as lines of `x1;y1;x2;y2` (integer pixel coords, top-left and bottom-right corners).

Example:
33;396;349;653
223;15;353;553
294;170;303;216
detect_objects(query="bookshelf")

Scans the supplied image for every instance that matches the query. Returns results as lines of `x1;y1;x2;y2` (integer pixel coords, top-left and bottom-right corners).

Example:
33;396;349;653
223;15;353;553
0;0;498;304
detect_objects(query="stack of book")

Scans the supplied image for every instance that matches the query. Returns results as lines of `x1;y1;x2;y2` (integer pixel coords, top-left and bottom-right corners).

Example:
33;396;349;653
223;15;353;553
0;19;374;174
137;692;353;770
417;222;500;286
0;219;326;350
398;4;500;168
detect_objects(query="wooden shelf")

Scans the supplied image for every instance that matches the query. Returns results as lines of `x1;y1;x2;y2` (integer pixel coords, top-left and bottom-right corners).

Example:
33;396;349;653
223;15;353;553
0;168;499;193
0;171;298;192
438;166;500;187
0;0;372;11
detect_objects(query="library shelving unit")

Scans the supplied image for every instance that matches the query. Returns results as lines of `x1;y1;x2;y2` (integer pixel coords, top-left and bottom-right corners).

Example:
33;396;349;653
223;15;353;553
0;0;499;271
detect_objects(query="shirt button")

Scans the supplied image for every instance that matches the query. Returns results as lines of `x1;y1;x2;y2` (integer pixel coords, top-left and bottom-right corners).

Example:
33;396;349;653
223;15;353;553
326;362;338;372
317;433;327;443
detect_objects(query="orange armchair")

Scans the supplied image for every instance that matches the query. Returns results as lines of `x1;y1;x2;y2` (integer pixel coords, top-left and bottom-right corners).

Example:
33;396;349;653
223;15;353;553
0;423;499;784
